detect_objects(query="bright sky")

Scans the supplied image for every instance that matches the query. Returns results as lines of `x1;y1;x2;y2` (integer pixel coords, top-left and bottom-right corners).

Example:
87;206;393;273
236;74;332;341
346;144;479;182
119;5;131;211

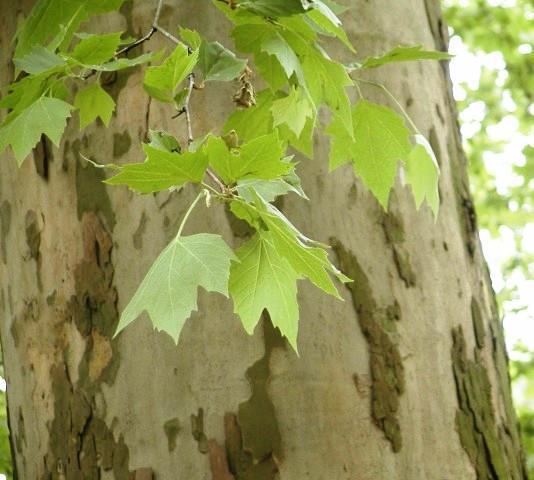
449;33;534;356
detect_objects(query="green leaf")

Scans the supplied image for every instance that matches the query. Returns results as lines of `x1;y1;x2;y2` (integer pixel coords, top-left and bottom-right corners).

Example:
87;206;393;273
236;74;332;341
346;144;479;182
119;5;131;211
251;198;350;297
116;233;235;342
0;97;73;165
306;5;355;52
74;83;115;129
206;132;290;184
224;90;274;143
261;34;306;85
301;50;353;133
329;100;411;208
106;144;208;193
179;28;202;50
360;45;452;69
14;0;126;60
326;112;354;170
198;41;247;82
351;101;411;207
405;134;440;217
236;177;307;203
244;0;308;17
13;46;66;74
89;52;155;71
70;32;122;65
148;129;181;153
255;52;287;91
144;44;199;103
229;232;300;351
271;86;313;136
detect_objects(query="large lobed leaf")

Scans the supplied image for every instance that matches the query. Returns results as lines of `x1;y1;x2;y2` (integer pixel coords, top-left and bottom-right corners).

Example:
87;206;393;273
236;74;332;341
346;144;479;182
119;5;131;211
116;233;236;342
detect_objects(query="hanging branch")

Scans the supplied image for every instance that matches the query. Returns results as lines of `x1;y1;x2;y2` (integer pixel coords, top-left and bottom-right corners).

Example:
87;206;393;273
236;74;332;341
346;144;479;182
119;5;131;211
115;0;228;194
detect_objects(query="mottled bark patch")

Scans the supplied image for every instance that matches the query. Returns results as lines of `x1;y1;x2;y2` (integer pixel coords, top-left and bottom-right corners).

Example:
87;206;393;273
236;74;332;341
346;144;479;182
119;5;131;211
24;210;42;290
381;212;416;288
197;318;283;479
331;238;405;452
237;317;284;464
72;138;116;231
113;130;132;158
42;213;130;478
43;363;130;480
191;408;209;454
451;326;527;479
0;200;11;264
133;211;147;250
163;418;181;452
471;297;485;349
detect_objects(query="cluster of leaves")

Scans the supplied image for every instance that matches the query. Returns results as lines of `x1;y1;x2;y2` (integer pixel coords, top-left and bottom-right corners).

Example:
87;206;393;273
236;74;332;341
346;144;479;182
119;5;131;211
0;0;450;351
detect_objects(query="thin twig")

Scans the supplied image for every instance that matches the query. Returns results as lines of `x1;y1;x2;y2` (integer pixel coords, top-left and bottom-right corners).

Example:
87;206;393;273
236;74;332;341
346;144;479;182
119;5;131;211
183;74;195;144
116;26;157;56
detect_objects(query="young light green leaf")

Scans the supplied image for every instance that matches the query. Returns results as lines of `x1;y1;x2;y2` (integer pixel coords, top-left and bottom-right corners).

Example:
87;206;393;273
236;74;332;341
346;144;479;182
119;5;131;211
271;86;313;136
405;134;440;217
345;100;411;208
116;233;235;343
198;41;247;82
206;132;290;184
360;45;452;69
0;97;73;165
74;83;115;129
144;44;199;103
13;46;66;74
70;32;123;65
106;144;208;193
229;232;300;351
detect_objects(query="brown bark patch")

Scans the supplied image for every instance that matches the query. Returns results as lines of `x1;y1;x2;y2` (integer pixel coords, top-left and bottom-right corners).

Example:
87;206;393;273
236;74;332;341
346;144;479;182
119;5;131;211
332;238;405;452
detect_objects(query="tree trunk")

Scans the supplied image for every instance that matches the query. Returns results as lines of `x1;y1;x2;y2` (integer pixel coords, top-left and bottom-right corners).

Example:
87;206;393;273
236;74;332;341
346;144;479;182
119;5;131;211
0;0;527;479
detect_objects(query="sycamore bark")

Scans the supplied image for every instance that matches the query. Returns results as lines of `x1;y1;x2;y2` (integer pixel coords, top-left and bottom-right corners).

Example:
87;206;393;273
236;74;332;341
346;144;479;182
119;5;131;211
0;0;527;479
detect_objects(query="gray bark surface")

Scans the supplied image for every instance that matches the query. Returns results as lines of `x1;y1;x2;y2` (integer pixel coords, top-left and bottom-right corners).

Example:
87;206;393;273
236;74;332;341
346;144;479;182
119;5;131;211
0;0;526;479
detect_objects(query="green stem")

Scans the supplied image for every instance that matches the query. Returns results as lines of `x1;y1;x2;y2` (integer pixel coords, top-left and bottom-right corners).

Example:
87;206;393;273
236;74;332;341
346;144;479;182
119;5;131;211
176;191;205;237
355;78;420;134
